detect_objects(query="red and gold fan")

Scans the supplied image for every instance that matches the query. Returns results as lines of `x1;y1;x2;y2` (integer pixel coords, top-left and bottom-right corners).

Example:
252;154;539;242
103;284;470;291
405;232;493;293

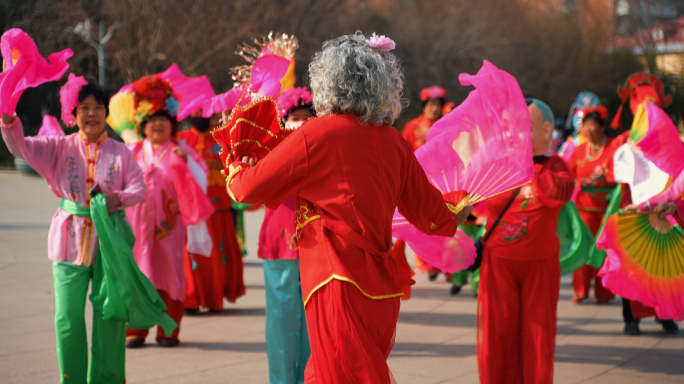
211;94;288;167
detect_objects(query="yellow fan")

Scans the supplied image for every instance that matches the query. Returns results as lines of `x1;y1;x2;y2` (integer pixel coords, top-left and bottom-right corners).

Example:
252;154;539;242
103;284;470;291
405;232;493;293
106;92;139;144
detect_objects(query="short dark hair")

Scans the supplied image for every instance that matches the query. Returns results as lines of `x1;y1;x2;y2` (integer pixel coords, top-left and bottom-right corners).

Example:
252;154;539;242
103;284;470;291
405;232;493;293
583;111;606;128
72;82;110;117
282;103;316;123
191;116;211;132
421;97;446;110
138;110;178;138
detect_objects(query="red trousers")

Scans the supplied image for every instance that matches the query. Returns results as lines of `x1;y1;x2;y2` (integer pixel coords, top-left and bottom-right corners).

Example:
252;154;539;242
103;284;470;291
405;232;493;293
572;265;614;300
478;252;560;384
184;209;246;311
304;279;400;384
127;290;184;342
573;210;614;300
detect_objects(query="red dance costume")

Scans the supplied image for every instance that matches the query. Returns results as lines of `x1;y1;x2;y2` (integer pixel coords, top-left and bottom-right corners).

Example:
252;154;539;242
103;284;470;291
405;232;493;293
568;132;629;301
177;128;245;310
226;114;460;383
479;156;573;384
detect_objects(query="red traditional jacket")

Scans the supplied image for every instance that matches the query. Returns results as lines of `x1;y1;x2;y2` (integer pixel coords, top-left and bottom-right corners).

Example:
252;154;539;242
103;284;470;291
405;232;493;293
177;128;233;211
568;132;630;213
485;155;574;261
226;114;460;304
402;114;438;152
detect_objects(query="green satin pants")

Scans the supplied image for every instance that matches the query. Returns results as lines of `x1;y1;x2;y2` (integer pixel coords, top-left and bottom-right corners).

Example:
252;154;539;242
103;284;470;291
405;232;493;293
53;261;126;384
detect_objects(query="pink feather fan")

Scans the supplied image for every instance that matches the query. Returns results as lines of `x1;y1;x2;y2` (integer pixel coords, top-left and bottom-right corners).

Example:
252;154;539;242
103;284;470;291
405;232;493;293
112;63;215;121
0;28;72;115
630;101;684;179
421;60;533;206
157;64;215;120
202;54;291;118
392;60;533;273
37;115;64;137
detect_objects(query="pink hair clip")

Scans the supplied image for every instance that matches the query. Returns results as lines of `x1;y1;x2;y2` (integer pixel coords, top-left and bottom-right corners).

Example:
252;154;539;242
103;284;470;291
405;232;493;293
366;33;395;52
60;73;88;127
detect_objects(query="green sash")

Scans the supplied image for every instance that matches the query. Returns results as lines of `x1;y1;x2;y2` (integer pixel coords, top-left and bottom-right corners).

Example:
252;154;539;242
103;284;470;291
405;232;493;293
60;196;177;336
586;185;623;269
580;187;615;194
231;201;249;255
557;202;593;275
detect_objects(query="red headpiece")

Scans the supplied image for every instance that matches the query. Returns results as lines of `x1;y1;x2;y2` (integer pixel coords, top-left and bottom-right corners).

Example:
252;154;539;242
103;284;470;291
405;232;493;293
582;105;608;122
420;85;446;102
132;75;179;128
611;72;671;130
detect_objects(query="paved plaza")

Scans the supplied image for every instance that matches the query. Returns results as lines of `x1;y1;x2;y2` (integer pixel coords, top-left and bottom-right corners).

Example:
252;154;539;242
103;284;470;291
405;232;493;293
1;169;683;383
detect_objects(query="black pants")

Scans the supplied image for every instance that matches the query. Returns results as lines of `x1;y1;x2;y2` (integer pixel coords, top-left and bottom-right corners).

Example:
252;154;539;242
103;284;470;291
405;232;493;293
623;298;677;327
622;298;636;323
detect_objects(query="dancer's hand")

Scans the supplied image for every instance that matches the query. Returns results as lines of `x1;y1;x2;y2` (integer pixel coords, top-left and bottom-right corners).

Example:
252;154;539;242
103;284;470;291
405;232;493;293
1;113;14;125
241;156;256;167
454;204;474;226
106;194;122;212
172;146;188;163
654;202;678;218
623;204;640;213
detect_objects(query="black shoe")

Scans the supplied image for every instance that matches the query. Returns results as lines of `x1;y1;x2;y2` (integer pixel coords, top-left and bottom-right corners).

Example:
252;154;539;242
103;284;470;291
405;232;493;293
450;284;462;296
428;272;439;282
157;338;179;347
126;336;145;348
184;308;199;315
662;320;679;334
624;321;641;335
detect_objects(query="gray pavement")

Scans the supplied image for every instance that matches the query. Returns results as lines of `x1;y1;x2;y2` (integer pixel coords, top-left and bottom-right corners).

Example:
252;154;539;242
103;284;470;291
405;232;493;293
1;169;683;383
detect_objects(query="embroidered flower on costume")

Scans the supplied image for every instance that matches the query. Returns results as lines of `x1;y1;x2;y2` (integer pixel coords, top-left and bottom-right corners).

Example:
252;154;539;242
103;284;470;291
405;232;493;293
500;218;529;242
520;185;536;210
521;185;534;199
366;33;396;52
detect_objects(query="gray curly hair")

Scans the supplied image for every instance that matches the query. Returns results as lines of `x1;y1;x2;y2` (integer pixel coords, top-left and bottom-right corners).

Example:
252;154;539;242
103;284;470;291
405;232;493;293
308;31;406;126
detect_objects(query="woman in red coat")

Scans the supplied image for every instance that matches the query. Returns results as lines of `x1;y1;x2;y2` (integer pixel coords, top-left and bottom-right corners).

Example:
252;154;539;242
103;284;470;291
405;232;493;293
222;32;472;383
567;106;628;304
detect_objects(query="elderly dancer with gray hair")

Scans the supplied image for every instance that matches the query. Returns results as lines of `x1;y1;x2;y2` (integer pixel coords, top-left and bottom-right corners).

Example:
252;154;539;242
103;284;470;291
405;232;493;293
224;31;472;383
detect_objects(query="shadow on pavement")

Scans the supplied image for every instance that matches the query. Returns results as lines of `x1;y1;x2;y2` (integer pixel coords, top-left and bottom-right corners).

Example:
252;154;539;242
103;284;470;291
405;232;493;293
243;261;263;268
390;341;476;358
398;311;476;328
179;341;266;353
184;307;266;317
0;223;51;231
555;344;684;375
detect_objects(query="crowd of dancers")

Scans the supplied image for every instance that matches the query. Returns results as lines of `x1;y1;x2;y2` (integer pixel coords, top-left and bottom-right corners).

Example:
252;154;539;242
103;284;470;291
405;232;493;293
1;27;683;384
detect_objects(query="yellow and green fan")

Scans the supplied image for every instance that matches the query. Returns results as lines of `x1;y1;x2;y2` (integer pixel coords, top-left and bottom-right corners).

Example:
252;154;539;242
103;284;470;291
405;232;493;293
106;91;139;144
597;212;684;321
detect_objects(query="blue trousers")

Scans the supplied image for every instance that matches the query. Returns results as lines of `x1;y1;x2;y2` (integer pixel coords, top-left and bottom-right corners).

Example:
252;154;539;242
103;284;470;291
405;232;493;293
263;259;311;384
